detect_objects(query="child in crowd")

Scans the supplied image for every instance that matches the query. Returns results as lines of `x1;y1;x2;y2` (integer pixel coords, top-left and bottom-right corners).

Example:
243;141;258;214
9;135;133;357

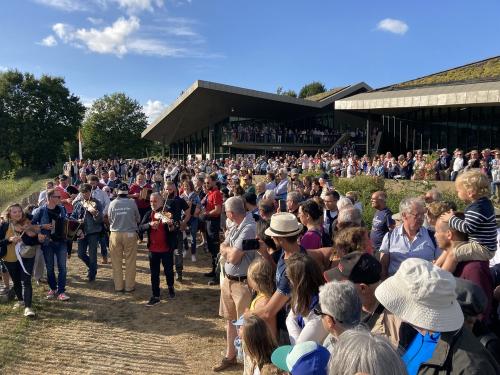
247;258;277;339
241;314;277;375
438;169;497;272
285;253;328;345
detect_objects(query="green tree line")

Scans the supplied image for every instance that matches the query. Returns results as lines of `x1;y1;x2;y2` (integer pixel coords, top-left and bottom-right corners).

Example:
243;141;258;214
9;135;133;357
0;70;152;172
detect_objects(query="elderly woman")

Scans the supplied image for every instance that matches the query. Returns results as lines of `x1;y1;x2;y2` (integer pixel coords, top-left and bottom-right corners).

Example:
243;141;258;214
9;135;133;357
329;329;408;375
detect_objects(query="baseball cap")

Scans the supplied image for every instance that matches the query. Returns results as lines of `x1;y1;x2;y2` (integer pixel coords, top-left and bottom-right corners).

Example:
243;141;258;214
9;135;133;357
271;341;330;375
324;252;381;284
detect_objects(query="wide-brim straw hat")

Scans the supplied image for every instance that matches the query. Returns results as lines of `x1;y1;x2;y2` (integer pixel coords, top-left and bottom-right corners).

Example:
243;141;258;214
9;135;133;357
375;258;464;332
265;212;303;237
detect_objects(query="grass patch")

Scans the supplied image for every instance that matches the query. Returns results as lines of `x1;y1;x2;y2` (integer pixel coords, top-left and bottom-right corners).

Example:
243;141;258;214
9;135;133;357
0;173;52;212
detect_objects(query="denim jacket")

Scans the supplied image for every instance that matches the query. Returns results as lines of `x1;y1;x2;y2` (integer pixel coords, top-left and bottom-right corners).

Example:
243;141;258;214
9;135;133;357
31;204;67;239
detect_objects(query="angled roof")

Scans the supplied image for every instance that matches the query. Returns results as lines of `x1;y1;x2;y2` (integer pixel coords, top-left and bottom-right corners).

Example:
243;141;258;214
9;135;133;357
336;56;500;111
382;55;500;91
304;87;348;102
142;80;371;143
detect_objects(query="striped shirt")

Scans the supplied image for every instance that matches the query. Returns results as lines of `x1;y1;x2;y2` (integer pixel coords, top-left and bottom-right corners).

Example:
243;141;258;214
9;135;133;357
449;197;497;252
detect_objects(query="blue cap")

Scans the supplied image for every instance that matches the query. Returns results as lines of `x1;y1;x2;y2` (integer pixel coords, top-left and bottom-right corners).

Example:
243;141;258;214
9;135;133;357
271;341;330;375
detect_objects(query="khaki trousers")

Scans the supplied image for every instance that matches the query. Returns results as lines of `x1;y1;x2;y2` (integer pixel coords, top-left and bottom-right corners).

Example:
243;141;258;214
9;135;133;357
109;231;138;291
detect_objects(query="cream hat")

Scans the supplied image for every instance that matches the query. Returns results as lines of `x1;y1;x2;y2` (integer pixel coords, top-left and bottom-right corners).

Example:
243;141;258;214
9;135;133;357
375;258;464;332
265;212;303;237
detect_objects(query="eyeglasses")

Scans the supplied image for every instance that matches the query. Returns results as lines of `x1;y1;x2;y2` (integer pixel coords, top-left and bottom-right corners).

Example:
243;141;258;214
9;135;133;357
406;212;425;219
313;305;339;322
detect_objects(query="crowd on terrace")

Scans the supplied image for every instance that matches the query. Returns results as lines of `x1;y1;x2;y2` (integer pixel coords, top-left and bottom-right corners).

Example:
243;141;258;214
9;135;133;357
1;145;500;374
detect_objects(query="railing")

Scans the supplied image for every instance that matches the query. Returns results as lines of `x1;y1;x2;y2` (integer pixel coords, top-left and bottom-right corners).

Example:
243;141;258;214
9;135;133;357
221;132;341;146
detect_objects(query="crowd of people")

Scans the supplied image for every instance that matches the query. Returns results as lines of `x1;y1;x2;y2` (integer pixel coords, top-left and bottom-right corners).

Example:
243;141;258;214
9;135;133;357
1;151;500;374
222;123;344;145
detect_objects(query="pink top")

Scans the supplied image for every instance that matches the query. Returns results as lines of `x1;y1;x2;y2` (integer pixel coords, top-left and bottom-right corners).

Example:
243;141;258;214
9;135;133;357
300;230;323;250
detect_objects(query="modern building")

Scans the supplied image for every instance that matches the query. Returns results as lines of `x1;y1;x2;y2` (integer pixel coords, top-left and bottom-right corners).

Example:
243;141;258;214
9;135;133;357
142;56;500;158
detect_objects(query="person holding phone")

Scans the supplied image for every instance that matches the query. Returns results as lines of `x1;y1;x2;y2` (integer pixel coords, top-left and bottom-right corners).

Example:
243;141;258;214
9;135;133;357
213;196;259;372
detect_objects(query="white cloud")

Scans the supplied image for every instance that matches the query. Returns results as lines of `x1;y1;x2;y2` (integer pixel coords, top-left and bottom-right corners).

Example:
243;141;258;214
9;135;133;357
376;18;409;35
50;16;182;57
112;0;164;13
52;23;74;42
0;66;8;72
143;99;167;122
33;0;87;11
39;35;58;47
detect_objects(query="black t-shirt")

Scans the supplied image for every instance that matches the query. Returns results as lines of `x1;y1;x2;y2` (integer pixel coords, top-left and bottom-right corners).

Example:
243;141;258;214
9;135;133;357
47;206;65;241
167;196;189;223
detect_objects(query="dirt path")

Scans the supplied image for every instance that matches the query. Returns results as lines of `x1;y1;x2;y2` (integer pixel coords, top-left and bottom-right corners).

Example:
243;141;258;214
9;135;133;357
1;245;241;375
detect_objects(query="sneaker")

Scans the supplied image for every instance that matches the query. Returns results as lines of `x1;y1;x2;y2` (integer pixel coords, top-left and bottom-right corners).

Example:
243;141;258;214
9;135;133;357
57;293;70;301
212;356;237;372
168;287;176;299
13;301;25;309
46;290;57;299
191;254;197;262
145;296;160;307
24;307;36;317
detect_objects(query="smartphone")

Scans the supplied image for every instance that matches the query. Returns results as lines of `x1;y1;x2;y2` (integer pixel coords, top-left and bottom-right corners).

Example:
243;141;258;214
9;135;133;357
278;200;286;212
241;239;260;251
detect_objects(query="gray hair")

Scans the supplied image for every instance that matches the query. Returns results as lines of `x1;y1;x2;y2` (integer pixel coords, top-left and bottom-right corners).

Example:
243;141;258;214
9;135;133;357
150;192;164;203
319;281;361;330
337;197;353;211
329;329;408;375
224;196;246;216
263;189;276;201
337;207;362;226
287;191;302;204
399;197;425;215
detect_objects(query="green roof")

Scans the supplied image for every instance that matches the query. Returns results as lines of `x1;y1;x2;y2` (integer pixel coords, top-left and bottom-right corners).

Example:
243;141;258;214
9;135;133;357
305;87;347;101
386;56;500;90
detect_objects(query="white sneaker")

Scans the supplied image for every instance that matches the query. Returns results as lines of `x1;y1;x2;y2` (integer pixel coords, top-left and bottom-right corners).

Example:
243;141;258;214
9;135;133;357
191;254;197;262
24;307;36;317
13;301;25;309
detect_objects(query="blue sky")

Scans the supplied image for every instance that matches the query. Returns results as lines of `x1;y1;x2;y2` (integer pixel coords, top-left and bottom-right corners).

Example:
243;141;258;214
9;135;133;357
1;0;499;122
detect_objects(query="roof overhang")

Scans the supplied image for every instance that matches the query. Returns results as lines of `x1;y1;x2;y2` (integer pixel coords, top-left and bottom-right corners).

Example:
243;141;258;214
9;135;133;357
142;80;371;143
336;80;500;112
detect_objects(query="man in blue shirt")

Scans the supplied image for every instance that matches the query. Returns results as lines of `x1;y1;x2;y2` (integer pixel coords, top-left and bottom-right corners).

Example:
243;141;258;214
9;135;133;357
379;197;440;278
370;191;395;252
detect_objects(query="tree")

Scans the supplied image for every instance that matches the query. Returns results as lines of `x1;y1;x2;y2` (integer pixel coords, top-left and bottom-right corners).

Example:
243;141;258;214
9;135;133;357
299;81;326;98
276;86;298;98
0;70;85;170
82;93;151;159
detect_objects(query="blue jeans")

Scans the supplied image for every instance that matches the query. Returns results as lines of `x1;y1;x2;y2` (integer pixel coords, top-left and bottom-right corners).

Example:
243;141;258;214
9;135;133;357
42;240;68;294
189;218;199;255
78;233;99;280
99;231;109;257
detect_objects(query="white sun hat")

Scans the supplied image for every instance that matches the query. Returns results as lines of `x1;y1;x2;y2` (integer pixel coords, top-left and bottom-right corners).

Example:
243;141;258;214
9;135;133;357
375;258;464;332
265;212;303;237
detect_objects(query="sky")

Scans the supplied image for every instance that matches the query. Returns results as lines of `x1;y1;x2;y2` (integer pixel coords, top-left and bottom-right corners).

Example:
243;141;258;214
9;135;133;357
1;0;499;123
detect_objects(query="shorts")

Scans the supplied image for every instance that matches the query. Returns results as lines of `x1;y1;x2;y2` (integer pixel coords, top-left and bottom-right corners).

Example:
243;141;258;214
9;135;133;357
453;241;495;262
219;277;252;321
